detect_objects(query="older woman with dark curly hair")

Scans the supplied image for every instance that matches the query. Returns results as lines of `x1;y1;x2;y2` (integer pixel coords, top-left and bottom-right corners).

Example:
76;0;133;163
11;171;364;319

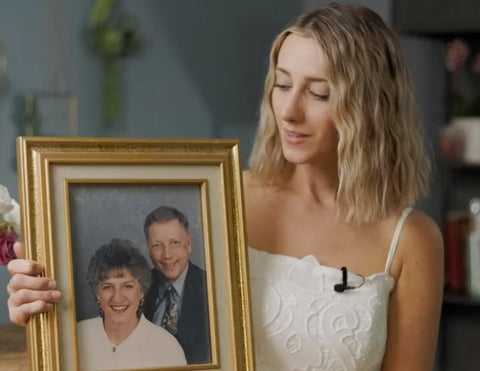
77;239;186;370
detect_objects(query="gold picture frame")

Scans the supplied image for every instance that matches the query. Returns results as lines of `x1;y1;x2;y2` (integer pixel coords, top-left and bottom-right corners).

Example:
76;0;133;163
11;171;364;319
16;137;254;371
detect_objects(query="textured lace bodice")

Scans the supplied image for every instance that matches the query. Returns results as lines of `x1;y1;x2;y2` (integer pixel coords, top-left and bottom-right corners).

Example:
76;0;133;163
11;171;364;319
248;208;412;371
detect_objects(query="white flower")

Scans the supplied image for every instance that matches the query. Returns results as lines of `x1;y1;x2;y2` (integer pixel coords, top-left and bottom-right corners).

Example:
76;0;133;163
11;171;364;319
0;184;21;236
3;199;21;235
0;184;14;215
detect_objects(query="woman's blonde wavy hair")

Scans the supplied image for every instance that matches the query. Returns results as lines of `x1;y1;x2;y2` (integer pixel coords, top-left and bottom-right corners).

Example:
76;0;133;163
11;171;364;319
249;3;430;225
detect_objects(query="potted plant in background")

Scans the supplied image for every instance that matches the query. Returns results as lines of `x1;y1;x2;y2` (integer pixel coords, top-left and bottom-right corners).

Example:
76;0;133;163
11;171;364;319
88;0;141;126
441;39;480;163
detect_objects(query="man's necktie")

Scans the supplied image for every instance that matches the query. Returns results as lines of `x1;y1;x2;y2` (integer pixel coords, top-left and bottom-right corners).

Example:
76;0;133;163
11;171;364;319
162;284;179;335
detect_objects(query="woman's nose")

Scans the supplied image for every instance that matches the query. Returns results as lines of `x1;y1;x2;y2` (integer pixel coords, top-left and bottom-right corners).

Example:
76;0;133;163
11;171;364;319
281;91;304;123
112;288;123;302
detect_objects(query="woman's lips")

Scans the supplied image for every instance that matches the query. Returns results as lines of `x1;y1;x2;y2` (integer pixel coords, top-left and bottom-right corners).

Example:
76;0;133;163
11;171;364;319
284;128;309;144
110;305;128;312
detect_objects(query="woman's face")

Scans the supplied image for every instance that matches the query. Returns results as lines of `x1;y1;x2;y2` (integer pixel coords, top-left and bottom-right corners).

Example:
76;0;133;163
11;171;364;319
272;33;338;165
96;267;143;327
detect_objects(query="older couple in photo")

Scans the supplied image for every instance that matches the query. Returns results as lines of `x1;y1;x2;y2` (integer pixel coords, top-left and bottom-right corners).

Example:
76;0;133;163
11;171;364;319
77;205;210;370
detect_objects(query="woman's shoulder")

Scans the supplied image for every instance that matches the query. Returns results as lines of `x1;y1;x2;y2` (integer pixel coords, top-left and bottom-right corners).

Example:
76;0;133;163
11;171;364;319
142;316;179;341
242;169;261;190
141;317;186;360
76;316;102;338
402;209;443;250
242;170;278;199
242;170;280;212
242;170;284;249
243;170;264;205
394;208;443;273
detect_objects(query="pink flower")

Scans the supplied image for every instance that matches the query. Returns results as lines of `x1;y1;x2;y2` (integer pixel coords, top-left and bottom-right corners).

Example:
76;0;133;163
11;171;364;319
445;39;470;72
0;227;17;265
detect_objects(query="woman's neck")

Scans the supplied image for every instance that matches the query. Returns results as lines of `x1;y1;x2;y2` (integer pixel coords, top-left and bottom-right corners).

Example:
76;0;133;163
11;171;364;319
103;316;140;345
288;162;339;207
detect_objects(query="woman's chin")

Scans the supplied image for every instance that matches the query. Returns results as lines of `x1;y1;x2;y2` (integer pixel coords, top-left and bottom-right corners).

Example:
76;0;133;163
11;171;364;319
282;150;313;165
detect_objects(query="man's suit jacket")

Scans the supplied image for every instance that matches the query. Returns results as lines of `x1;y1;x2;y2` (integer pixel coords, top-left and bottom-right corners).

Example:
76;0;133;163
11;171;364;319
144;262;211;365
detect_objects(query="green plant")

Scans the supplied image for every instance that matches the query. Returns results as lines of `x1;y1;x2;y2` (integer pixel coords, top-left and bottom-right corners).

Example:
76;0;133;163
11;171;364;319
88;0;141;125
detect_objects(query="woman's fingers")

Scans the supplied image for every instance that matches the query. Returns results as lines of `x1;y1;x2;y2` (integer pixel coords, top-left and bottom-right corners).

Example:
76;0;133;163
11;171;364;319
7;258;45;276
6;270;60;326
7;286;61;326
8;273;57;293
9;288;61;307
13;242;25;259
7;297;55;326
6;243;60;326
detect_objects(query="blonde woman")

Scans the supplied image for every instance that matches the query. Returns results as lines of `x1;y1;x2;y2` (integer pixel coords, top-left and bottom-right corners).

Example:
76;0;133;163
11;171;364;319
7;4;443;370
244;4;442;370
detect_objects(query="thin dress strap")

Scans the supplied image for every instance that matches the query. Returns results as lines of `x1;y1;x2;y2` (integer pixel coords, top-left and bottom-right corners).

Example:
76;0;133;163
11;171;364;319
384;207;413;273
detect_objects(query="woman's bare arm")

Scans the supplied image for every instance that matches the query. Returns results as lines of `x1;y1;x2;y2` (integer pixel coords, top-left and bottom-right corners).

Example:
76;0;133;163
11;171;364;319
382;211;444;370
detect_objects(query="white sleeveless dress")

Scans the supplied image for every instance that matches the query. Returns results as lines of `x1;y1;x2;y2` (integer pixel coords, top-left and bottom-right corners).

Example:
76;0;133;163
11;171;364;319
248;208;412;371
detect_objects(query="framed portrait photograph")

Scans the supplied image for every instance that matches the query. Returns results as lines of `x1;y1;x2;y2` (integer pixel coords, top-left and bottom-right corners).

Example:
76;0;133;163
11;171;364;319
16;137;254;371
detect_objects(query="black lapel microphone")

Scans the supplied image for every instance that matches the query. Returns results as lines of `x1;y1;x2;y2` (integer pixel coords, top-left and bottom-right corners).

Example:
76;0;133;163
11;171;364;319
334;266;365;293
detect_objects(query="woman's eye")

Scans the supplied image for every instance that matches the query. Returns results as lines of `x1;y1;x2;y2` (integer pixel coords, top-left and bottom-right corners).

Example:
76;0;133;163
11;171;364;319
273;83;291;91
309;91;330;101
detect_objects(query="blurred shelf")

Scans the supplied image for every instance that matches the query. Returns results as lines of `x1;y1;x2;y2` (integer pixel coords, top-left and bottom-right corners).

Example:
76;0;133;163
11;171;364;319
394;0;480;36
443;292;480;308
440;158;480;171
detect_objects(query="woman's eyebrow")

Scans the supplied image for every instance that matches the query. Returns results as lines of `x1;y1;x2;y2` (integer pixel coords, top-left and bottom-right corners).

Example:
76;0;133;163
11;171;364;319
275;67;290;76
275;67;327;83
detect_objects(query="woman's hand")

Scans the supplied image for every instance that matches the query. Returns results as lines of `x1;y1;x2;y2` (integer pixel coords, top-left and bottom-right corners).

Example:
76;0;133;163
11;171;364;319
6;242;61;326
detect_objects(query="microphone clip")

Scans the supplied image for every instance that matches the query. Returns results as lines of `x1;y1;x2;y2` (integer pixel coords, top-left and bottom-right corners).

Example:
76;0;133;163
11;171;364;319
334;266;365;293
